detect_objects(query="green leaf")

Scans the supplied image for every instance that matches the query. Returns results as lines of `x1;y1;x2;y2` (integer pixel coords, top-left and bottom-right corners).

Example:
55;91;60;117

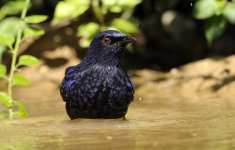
117;0;142;11
102;0;142;12
52;0;90;25
77;22;101;48
0;17;21;36
23;27;45;39
77;22;101;37
111;18;139;34
102;0;123;13
193;0;217;19
106;26;119;31
13;75;30;86
93;7;105;23
102;0;117;7
14;100;28;117
223;2;235;24
0;92;11;107
204;16;227;45
0;1;26;19
0;64;6;78
18;55;41;67
25;15;48;24
0;34;15;48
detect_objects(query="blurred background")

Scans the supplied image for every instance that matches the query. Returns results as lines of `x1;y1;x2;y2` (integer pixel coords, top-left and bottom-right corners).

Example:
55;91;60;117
1;0;235;98
1;0;235;69
1;1;235;149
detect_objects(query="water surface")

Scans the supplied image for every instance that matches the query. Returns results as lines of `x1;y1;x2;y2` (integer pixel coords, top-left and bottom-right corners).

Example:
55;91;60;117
1;89;235;150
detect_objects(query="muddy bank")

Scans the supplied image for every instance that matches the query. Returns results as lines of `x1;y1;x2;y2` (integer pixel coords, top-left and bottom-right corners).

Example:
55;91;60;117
133;55;235;100
13;46;235;102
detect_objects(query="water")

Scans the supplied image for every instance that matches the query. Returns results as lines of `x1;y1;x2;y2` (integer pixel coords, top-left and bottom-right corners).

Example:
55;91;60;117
1;88;235;150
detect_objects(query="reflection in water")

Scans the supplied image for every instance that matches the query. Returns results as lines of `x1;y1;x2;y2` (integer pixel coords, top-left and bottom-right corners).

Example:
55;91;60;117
1;92;235;149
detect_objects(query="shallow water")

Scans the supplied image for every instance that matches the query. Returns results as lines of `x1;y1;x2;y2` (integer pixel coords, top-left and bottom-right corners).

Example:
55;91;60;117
1;89;235;150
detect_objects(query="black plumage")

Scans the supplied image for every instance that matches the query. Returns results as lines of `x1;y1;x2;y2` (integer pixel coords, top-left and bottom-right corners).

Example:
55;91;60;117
60;30;135;119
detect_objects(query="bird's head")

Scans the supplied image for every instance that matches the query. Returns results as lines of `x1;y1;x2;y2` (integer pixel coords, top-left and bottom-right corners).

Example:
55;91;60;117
81;30;135;66
89;30;135;55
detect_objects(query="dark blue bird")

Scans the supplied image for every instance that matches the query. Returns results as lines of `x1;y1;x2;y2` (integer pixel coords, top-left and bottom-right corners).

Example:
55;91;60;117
60;30;135;119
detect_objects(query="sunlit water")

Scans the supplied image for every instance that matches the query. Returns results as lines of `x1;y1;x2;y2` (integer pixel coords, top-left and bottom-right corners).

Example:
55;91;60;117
1;89;235;150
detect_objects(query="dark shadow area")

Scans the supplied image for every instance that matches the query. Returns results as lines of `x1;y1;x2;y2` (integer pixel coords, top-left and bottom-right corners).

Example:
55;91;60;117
43;57;68;68
211;75;235;91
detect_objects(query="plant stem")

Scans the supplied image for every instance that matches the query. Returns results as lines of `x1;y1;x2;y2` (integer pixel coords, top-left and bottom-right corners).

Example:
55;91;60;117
7;0;30;118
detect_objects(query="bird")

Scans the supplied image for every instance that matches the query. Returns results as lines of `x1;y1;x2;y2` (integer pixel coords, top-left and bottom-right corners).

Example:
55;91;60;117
60;30;135;119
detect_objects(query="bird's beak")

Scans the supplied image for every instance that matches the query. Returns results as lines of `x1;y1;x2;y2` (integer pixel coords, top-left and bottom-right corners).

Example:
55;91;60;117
121;36;136;45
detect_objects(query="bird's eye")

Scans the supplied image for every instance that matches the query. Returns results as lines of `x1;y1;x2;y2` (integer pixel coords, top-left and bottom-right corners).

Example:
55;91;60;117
102;37;111;45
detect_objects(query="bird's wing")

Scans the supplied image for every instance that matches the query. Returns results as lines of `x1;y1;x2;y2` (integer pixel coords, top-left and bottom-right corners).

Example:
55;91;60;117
104;67;134;103
61;65;107;103
60;65;80;102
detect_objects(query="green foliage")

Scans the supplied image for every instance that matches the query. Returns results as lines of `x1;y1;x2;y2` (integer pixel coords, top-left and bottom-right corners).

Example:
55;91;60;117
102;0;142;13
13;75;31;86
0;92;28;118
0;34;15;49
0;0;46;119
52;0;90;25
0;15;46;59
193;0;217;19
53;0;141;48
0;1;27;20
0;18;22;55
111;19;139;34
193;0;235;45
0;18;21;36
77;22;101;48
25;15;48;24
23;27;45;39
205;16;226;45
0;64;6;78
14;100;28;117
223;2;235;24
77;22;101;37
18;55;41;67
0;92;11;107
92;5;105;23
